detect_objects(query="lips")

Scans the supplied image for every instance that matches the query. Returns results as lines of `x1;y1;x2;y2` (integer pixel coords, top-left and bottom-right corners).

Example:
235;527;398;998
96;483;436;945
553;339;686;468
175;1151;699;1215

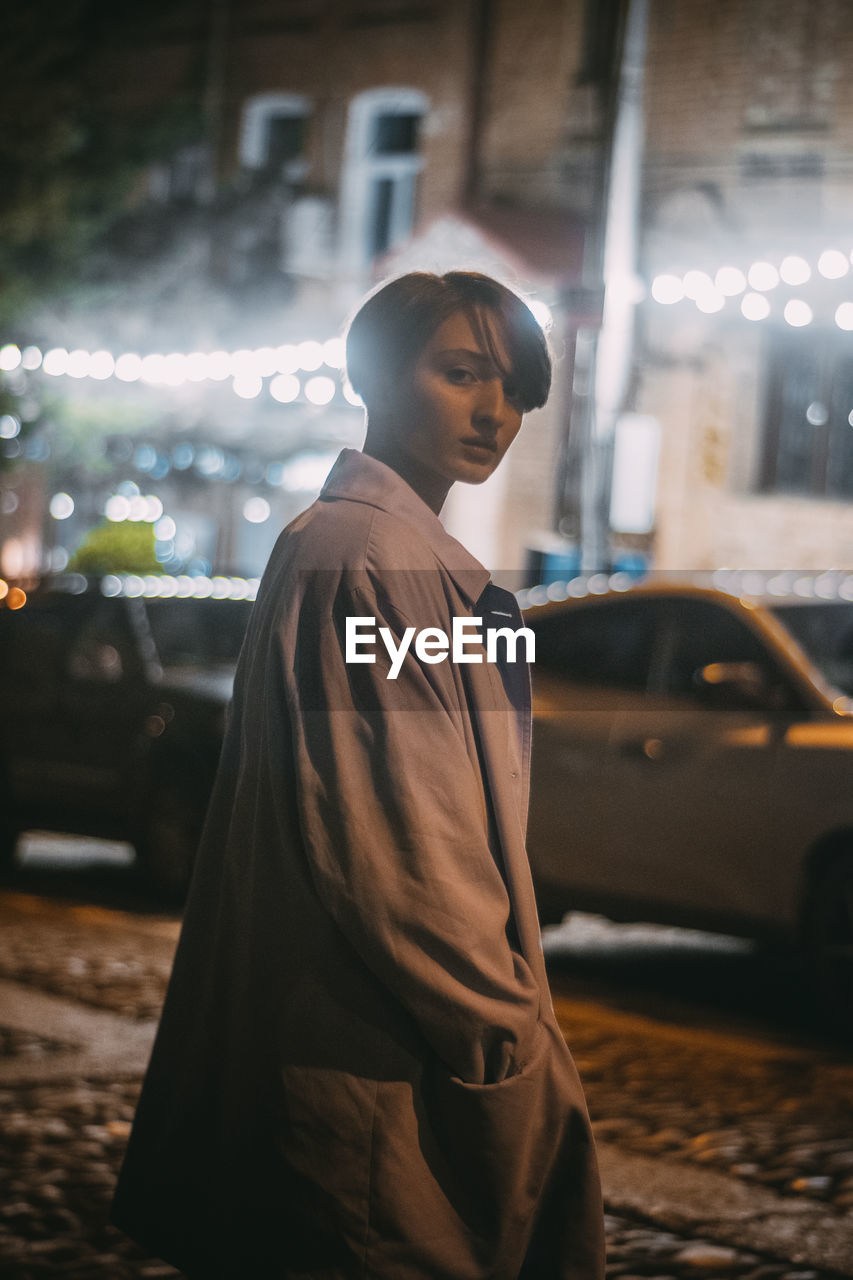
461;436;498;453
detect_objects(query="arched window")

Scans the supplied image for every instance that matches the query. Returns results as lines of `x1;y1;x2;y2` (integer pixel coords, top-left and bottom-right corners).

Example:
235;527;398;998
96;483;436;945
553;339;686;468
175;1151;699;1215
239;93;311;181
339;88;428;272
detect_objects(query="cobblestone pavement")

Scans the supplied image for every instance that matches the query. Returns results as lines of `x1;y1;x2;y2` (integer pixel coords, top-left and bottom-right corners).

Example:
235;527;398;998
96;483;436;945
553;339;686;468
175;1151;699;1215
2;890;853;1277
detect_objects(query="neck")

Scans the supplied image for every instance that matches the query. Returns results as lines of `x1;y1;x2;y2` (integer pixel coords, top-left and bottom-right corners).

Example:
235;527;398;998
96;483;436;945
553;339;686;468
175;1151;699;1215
362;430;450;516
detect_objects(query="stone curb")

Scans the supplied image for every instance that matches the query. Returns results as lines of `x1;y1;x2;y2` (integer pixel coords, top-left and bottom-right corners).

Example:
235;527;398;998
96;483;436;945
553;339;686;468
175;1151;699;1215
598;1141;853;1274
0;979;156;1084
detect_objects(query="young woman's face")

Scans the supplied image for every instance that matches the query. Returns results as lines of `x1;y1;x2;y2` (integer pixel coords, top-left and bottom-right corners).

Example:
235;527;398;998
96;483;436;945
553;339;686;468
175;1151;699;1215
386;310;525;502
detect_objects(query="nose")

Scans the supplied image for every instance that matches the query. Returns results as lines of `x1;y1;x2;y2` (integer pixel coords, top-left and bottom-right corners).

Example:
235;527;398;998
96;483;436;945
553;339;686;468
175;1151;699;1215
473;377;506;427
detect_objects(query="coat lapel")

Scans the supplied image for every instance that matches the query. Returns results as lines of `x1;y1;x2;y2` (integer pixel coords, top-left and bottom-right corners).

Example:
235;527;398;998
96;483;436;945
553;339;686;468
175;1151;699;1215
465;585;548;991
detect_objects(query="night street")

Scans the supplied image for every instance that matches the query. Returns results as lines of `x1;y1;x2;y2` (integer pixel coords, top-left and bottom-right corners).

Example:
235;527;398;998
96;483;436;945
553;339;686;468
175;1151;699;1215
2;835;853;1279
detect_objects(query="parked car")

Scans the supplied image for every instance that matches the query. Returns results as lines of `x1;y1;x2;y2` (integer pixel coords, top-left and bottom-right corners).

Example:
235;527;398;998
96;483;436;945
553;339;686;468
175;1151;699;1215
0;573;254;896
522;574;853;1029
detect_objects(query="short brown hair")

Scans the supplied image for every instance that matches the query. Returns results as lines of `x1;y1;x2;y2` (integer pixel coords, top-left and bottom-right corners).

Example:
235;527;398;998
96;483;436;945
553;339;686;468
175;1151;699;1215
345;271;551;414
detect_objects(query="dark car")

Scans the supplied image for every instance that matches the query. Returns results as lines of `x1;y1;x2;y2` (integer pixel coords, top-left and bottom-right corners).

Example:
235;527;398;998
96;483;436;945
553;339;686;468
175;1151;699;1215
521;574;853;1029
0;572;255;895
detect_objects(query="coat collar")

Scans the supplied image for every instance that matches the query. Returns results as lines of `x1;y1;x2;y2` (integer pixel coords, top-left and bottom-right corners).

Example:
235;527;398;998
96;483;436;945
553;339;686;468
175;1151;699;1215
321;448;490;606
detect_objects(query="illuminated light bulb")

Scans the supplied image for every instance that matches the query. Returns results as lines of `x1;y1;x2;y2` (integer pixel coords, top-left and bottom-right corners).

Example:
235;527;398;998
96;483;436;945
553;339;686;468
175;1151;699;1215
233;372;263;399
682;270;713;300
49;492;74;520
741;292;770;321
115;352;142;382
101;575;123;598
230;349;257;377
176;575;195;597
66;349;91;379
141;353;167;384
158;576;178;597
243;496;271;524
780;255;811;286
818;249;849;279
143;576;163;598
747;261;779;291
0;344;22;372
124;576;145;598
270;373;300;403
89;350;115;380
343;380;364;407
695;289;725;314
784;299;813;327
21;345;42;370
274;344;299;374
192;577;214;598
205;350;232;381
162;353;188;386
322;337;346;368
305;375;336;405
128;495;149;521
105;495;131;522
714;266;746;296
836;302;853;331
651;274;684;304
253;346;279;378
185;352;208;382
143;496;164;522
43;347;69;376
526;299;553;329
211;576;232;599
296;340;324;372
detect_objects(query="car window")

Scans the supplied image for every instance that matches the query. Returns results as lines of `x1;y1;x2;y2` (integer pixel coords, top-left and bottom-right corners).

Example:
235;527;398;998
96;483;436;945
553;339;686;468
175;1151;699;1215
771;602;853;696
530;599;658;690
144;598;252;669
655;599;772;696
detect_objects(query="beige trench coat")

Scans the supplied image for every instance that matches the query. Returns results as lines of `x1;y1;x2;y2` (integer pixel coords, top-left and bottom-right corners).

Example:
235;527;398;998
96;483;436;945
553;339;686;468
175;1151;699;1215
112;449;604;1279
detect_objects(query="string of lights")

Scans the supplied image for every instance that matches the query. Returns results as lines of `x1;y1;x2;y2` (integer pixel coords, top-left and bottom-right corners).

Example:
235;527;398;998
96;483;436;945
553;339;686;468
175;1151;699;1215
0;337;363;406
650;247;853;328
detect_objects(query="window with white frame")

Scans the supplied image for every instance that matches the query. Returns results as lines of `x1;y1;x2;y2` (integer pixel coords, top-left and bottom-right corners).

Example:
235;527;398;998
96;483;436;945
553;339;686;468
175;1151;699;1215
339;88;427;272
239;93;311;182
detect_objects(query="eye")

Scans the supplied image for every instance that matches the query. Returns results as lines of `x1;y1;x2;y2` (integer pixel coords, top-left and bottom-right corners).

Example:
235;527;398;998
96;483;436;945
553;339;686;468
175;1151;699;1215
445;366;477;385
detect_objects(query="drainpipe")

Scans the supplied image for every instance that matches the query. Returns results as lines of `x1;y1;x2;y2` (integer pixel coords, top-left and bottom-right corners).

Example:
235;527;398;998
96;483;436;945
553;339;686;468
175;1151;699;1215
462;0;495;208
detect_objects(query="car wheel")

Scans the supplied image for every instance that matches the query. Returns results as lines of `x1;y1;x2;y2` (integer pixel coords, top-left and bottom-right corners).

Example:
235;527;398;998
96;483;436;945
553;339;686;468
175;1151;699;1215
139;787;200;902
804;854;853;1038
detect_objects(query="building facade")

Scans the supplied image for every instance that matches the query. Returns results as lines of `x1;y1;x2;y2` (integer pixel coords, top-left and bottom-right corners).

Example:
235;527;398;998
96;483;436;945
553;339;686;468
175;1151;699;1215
3;0;852;586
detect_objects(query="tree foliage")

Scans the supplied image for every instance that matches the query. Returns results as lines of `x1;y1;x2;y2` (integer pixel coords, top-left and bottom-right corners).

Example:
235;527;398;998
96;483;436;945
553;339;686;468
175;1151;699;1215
0;0;206;326
68;517;159;574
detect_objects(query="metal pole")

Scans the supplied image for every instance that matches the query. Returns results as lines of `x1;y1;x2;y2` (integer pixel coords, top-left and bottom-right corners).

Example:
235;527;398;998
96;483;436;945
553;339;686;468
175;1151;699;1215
578;0;649;573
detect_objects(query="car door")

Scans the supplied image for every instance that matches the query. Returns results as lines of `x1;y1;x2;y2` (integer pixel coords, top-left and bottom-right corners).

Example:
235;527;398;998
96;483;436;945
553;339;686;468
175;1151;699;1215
603;595;801;926
526;596;662;909
59;596;155;825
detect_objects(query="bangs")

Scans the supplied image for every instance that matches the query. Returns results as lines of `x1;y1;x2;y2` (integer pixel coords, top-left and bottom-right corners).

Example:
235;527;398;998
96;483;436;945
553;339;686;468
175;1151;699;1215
454;290;550;414
346;270;552;413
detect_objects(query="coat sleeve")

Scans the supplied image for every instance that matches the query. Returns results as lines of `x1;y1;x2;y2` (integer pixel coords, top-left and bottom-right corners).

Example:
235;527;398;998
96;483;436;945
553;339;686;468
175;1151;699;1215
284;576;544;1086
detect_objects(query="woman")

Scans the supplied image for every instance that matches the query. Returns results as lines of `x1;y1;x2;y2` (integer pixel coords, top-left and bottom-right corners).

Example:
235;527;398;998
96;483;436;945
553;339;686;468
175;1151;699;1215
112;271;604;1279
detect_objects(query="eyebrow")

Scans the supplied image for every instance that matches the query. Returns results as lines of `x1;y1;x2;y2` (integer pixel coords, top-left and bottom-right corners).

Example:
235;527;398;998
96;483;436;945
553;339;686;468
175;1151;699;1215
434;347;509;373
